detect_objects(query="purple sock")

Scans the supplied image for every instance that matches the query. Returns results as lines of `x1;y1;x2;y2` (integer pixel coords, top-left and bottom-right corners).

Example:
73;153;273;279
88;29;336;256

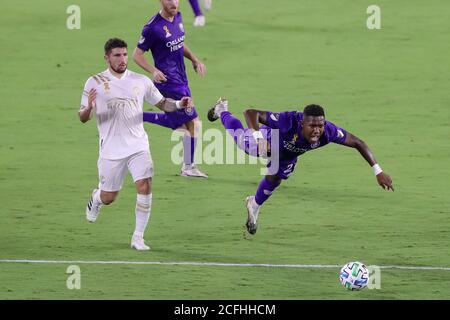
183;135;197;165
143;112;173;129
220;111;244;131
189;0;203;16
221;111;255;154
254;177;281;205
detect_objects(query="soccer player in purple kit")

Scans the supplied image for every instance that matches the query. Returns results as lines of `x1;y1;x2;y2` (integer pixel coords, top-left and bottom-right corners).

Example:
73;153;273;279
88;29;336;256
207;99;394;235
133;0;208;178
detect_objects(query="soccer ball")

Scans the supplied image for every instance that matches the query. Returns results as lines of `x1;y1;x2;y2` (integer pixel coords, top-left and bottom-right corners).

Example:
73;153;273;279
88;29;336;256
339;261;369;291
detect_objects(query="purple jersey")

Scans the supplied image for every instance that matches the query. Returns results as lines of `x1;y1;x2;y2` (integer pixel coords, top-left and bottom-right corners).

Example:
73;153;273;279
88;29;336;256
263;111;348;160
137;12;188;94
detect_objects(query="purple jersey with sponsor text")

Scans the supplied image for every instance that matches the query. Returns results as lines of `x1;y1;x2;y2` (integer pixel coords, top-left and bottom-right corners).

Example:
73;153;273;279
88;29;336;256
137;12;188;94
263;111;348;161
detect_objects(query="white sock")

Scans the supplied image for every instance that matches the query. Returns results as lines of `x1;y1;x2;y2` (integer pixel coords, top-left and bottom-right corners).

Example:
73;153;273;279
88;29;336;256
93;189;104;206
133;193;152;239
251;196;260;220
251;196;259;210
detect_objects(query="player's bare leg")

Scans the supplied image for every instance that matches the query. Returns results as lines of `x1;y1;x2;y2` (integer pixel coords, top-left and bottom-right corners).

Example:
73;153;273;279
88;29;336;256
86;190;118;222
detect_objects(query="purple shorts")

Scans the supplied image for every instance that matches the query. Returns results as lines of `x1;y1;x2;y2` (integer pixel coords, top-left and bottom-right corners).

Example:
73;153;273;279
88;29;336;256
267;158;298;180
159;88;198;130
233;128;297;180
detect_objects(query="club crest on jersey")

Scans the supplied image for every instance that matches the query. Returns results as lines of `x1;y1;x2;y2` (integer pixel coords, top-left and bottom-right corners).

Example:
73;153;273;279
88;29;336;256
103;82;110;92
179;23;184;32
163;26;172;38
133;87;140;97
292;133;298;143
184;106;194;116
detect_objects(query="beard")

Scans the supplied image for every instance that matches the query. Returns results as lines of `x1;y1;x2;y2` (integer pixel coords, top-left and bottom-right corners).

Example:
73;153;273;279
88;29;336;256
111;64;127;74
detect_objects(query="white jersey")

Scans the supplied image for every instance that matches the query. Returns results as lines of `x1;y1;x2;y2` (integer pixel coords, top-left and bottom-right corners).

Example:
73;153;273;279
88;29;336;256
80;69;163;160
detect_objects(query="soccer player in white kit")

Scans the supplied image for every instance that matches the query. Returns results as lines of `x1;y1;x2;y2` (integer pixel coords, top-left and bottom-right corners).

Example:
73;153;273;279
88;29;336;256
79;38;193;250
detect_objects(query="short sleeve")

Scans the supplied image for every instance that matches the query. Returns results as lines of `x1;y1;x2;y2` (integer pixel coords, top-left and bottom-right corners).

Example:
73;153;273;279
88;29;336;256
137;25;155;52
265;111;295;131
325;120;348;144
144;76;163;105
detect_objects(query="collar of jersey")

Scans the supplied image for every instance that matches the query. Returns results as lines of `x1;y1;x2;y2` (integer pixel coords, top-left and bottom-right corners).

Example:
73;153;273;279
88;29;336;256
158;11;177;24
104;68;129;80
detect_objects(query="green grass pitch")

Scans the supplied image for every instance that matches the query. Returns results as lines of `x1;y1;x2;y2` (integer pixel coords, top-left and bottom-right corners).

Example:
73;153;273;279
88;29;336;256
1;0;449;299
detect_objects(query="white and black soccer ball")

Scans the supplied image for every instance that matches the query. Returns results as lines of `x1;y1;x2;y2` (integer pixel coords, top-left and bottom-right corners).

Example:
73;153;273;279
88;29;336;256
339;261;369;291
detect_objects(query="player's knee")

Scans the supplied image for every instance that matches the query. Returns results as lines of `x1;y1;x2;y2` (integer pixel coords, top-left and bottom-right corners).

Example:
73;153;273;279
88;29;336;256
136;178;152;195
266;174;282;185
189;118;202;137
100;192;118;205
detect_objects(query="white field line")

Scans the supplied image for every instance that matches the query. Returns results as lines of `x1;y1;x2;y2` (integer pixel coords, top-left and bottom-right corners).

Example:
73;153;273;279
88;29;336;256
0;259;449;271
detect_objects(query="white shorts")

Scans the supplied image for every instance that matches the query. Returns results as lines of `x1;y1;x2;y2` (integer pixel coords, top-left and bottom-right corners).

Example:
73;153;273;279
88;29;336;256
97;150;154;192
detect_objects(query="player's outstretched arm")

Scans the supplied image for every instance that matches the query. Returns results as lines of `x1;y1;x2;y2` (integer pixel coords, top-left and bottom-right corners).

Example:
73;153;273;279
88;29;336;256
154;97;193;112
133;47;167;83
79;88;96;123
342;132;394;191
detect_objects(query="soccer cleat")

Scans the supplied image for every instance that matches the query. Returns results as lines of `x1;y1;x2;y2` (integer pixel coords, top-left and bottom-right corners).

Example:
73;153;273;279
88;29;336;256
180;164;208;178
131;236;151;251
245;196;259;235
86;188;102;223
203;0;212;11
193;15;206;27
207;97;228;122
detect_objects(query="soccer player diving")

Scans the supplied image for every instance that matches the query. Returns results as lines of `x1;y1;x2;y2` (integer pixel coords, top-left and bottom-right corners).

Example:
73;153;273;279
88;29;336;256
207;98;394;235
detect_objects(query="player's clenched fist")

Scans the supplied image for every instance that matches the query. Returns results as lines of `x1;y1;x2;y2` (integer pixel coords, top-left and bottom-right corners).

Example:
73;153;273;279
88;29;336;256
180;96;194;108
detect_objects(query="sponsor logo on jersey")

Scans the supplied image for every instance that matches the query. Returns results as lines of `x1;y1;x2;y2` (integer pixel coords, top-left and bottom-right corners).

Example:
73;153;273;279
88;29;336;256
166;35;185;52
106;97;139;110
283;141;308;155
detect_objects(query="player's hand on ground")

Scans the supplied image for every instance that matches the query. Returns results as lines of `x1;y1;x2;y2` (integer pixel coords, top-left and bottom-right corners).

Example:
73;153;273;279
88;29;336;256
180;96;194;108
193;60;206;76
152;68;167;83
88;88;97;108
376;172;394;191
